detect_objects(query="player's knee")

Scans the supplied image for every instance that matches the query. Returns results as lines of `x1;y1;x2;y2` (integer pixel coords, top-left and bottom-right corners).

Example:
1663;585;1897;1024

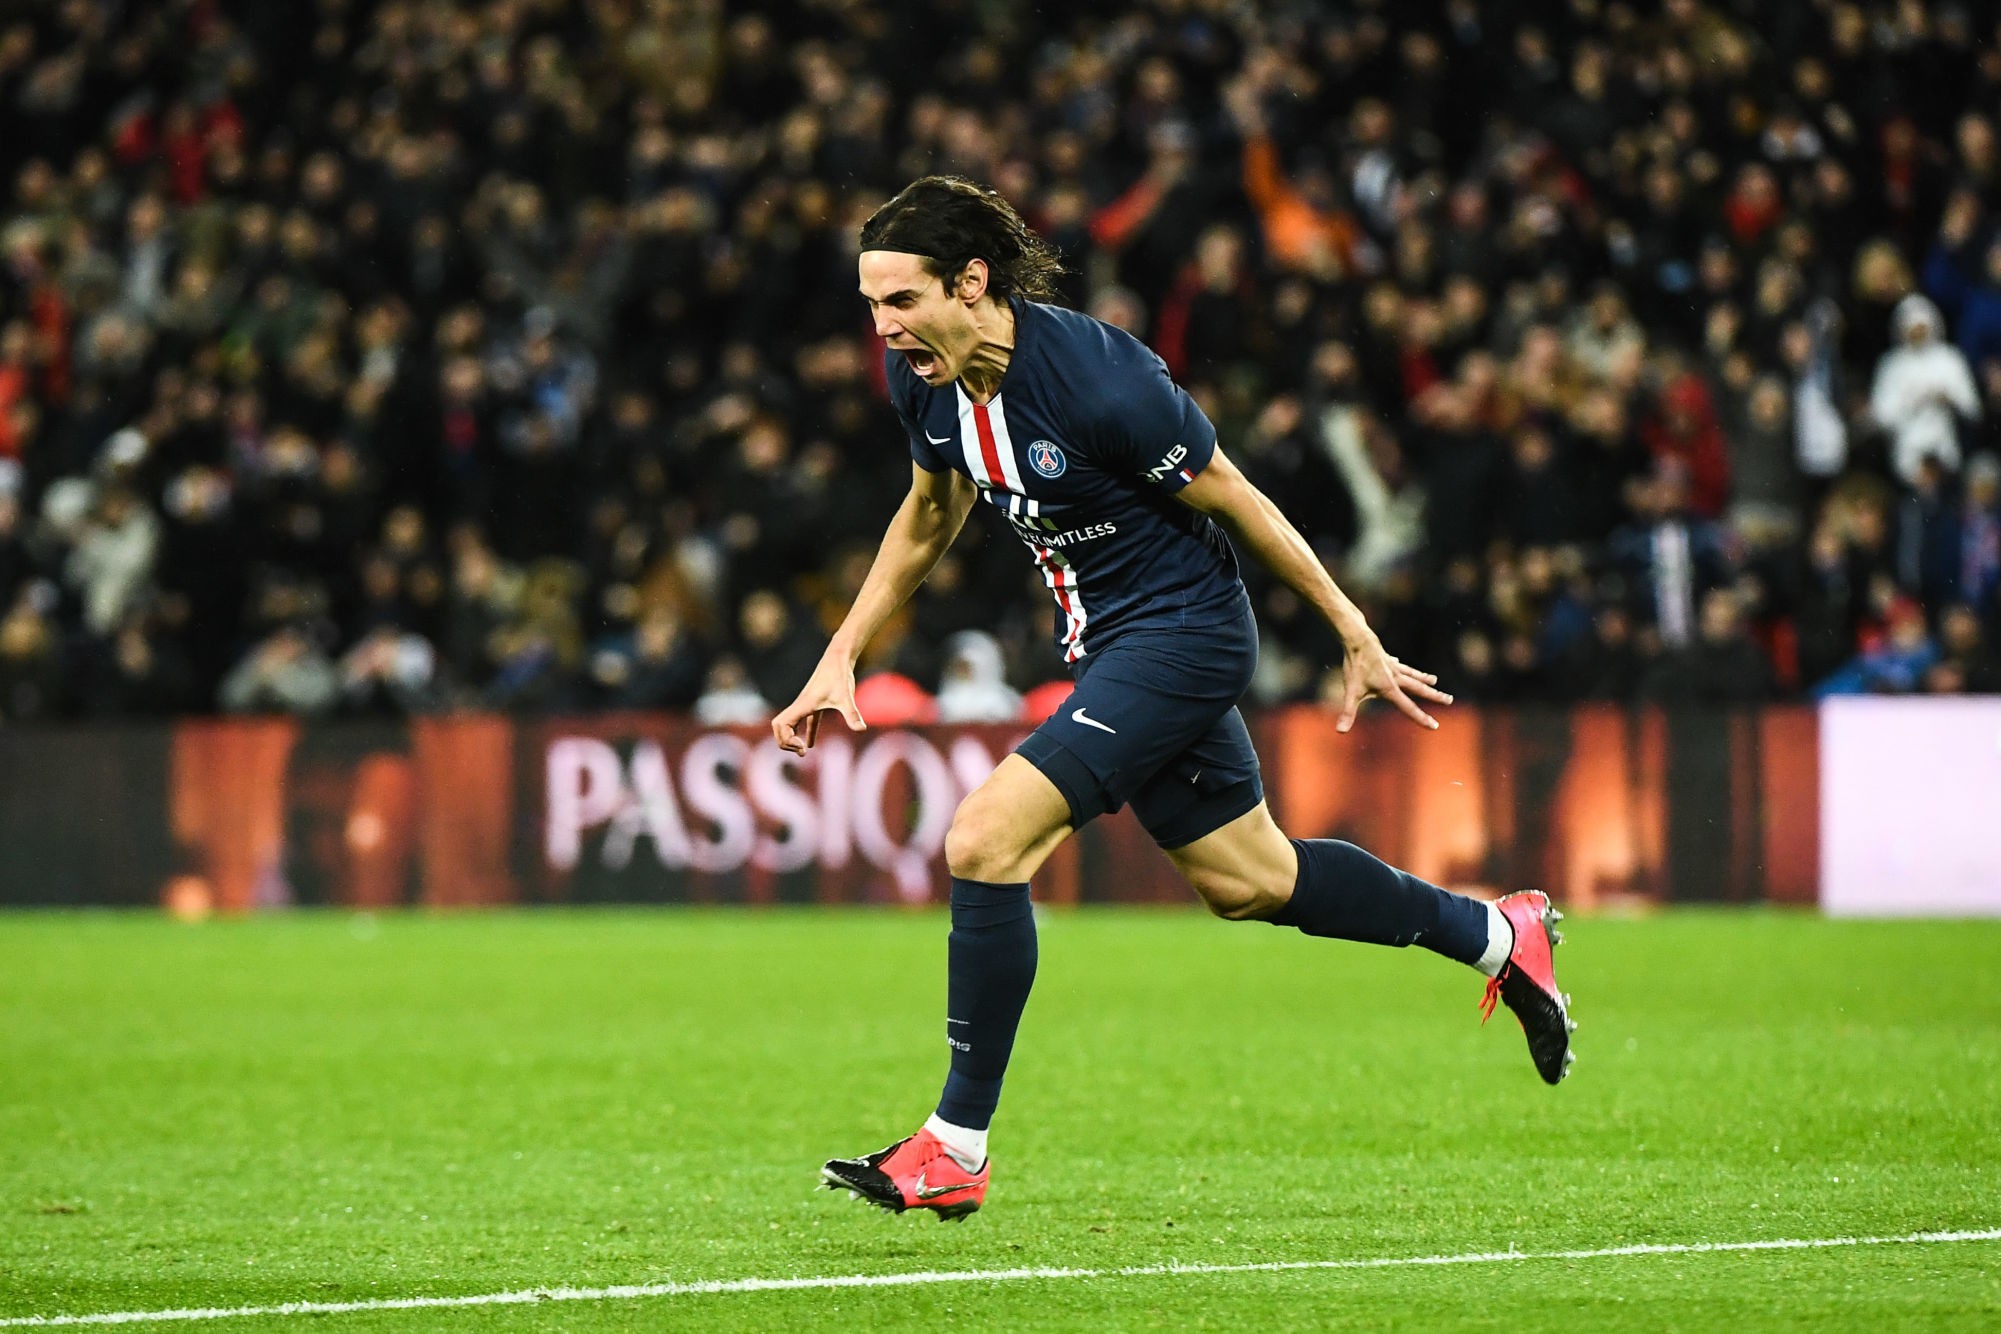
944;799;1013;880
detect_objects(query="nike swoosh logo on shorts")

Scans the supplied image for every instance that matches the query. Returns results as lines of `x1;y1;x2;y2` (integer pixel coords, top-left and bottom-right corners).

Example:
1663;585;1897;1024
926;431;952;444
1072;708;1117;734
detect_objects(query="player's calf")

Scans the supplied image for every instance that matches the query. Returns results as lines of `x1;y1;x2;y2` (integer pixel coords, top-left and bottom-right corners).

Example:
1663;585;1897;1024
1184;863;1289;920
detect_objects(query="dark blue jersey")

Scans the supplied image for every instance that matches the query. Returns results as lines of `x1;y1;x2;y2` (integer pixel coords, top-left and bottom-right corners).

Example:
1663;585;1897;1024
888;299;1245;662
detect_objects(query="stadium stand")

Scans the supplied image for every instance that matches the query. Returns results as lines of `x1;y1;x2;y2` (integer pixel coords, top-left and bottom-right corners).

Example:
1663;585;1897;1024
0;0;1998;723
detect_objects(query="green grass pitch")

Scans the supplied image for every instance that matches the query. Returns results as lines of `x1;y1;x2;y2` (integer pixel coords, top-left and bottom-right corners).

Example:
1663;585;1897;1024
2;907;1997;1330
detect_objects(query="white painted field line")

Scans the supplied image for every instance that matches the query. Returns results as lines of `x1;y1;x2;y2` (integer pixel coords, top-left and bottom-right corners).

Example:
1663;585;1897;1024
4;1227;1997;1327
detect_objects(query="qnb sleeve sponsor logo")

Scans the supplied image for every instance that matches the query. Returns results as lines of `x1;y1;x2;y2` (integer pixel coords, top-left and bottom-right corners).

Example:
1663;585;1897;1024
1145;442;1189;482
545;731;1006;901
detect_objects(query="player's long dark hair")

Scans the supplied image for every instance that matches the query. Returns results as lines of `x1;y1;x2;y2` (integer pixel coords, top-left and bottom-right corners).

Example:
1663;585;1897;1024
860;176;1067;303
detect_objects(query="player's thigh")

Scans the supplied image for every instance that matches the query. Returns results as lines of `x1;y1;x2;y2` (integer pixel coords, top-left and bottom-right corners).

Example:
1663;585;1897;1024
1015;621;1258;837
945;753;1076;882
1124;702;1265;852
1163;800;1298;919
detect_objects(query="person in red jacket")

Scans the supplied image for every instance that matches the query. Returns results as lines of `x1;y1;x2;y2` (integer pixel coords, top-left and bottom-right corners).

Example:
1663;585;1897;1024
1642;369;1732;520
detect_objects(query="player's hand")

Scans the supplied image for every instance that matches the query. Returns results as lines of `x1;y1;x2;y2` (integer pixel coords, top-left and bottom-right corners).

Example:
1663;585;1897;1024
1331;635;1454;734
771;654;866;755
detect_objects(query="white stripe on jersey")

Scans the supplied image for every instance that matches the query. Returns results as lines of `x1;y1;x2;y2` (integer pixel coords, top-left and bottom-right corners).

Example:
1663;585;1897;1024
953;387;989;486
956;387;1087;657
983;392;1027;491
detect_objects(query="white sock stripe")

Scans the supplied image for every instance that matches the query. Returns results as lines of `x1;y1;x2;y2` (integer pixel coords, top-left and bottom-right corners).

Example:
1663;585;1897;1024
922;1113;988;1172
1474;900;1512;977
7;1228;1993;1326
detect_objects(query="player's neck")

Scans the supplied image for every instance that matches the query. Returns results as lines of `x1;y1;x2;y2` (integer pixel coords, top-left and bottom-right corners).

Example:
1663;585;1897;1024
955;298;1016;404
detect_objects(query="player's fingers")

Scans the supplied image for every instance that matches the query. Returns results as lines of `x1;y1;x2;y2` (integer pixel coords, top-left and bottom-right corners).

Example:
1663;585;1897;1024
1386;684;1440;731
1402;677;1455;705
804;711;821;748
840;703;866;732
1333;680;1362;733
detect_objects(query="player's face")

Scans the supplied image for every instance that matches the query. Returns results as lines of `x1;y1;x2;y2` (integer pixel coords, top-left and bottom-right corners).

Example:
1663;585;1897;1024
859;249;969;386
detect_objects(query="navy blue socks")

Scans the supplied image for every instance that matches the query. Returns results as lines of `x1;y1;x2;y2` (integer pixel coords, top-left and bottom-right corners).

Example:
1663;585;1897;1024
934;877;1038;1132
1268;838;1490;966
929;850;1485;1138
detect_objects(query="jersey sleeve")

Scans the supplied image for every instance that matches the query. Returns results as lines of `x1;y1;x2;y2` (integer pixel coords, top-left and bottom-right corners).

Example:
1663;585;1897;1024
1092;347;1219;494
886;350;951;473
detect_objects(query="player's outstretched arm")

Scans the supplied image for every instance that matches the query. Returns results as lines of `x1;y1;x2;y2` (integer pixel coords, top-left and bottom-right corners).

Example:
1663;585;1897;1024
1176;446;1452;733
772;463;978;754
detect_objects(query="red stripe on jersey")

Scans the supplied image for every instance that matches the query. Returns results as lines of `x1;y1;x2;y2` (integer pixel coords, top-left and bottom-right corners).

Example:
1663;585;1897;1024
970;402;1006;487
1036;550;1071;610
1035;547;1086;659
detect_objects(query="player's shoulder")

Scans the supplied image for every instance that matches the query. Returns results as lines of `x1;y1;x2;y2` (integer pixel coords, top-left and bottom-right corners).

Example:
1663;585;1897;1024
1024;301;1166;376
1020;301;1172;413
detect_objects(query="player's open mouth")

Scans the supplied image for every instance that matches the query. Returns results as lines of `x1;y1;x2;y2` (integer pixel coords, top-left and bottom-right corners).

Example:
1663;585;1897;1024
903;347;941;378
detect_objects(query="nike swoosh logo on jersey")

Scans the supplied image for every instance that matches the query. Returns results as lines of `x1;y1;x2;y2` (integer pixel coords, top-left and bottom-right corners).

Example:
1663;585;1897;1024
914;1171;973;1200
926;431;952;444
1072;708;1117;734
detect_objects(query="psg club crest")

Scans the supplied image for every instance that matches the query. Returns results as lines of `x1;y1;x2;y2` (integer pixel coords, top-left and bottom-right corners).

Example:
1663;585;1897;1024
1028;439;1067;478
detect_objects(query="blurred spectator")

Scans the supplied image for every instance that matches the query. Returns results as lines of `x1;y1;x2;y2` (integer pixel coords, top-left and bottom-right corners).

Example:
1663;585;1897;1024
1640;365;1731;522
219;625;338;716
1642;589;1774;704
78;618;195;716
1607;471;1730;652
1813;596;1941;697
1870;294;1979;485
737;589;824;709
693;656;769;727
935;631;1021;724
338;627;439;716
63;484;157;634
589;605;704;711
0;597;64;719
1957;453;2001;612
1933;602;2001;694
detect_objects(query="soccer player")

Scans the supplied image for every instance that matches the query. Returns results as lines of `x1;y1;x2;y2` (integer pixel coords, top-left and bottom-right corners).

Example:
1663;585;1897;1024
774;177;1573;1222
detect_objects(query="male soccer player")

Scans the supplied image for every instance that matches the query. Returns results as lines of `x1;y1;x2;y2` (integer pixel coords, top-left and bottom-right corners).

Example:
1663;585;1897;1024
773;177;1574;1222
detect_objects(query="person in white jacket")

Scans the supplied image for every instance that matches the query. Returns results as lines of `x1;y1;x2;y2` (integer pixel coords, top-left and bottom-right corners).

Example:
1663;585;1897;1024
1871;293;1980;485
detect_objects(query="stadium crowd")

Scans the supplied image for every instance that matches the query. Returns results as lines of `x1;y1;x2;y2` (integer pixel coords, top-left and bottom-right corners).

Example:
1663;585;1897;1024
2;0;2000;724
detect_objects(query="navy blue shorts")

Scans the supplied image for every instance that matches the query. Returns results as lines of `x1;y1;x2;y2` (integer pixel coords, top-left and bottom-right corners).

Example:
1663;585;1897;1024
1015;604;1264;849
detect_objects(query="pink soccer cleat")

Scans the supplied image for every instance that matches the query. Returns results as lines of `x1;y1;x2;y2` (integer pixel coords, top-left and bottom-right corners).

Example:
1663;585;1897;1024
821;1127;989;1221
1479;891;1577;1084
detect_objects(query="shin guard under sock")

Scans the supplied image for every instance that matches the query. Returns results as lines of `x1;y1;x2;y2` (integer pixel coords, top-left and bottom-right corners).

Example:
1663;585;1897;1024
934;877;1037;1131
1268;838;1491;966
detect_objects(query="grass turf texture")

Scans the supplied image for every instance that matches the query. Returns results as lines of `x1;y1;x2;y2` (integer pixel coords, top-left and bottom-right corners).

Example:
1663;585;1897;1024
0;909;1996;1331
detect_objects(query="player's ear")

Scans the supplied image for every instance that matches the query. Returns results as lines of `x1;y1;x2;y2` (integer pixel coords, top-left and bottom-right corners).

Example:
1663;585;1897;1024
955;259;989;303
